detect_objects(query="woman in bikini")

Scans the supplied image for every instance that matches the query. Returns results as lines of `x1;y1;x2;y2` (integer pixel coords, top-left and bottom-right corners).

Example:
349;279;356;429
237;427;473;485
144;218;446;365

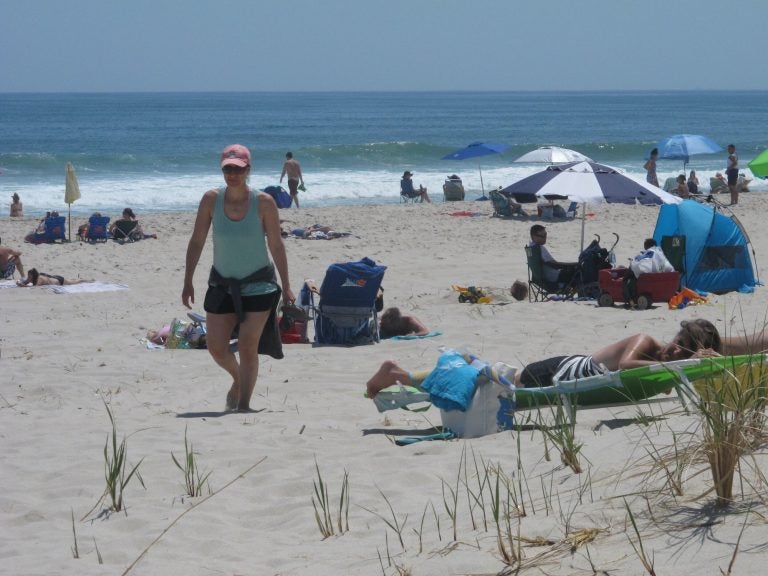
17;268;93;287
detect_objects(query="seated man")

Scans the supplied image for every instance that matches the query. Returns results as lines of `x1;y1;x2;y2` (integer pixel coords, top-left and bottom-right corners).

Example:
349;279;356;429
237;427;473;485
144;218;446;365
17;268;94;287
378;307;429;338
528;224;578;286
366;319;724;398
0;238;25;279
400;171;431;203
673;174;690;198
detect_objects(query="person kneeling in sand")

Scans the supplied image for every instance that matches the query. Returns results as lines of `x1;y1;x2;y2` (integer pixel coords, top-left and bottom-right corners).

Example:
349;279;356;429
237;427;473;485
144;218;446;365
366;319;726;398
17;268;94;287
378;307;429;339
0;238;25;279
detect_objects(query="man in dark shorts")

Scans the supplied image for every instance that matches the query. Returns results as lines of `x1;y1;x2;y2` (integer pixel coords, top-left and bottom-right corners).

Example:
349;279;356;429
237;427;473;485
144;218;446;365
726;144;739;205
280;152;304;209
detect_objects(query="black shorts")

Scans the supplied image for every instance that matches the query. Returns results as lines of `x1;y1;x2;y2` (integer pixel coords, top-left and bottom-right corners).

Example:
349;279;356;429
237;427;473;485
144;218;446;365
287;178;299;194
726;168;738;186
519;356;568;388
203;285;280;315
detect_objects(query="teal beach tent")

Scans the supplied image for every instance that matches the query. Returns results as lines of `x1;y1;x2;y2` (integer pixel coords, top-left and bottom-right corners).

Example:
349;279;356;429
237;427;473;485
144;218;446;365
653;199;757;294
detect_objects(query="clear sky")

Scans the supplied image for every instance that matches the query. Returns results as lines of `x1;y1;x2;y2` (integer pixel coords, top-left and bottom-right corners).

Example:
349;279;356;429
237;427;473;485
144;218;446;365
2;0;766;92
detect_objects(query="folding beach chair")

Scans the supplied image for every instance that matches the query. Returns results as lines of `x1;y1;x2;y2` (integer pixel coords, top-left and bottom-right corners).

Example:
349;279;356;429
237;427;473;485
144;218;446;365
86;215;110;243
524;244;578;302
307;257;387;345
112;220;141;243
32;215;67;243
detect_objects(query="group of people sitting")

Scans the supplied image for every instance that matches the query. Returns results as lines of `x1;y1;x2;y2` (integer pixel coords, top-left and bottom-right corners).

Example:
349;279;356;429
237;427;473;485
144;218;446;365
78;207;154;242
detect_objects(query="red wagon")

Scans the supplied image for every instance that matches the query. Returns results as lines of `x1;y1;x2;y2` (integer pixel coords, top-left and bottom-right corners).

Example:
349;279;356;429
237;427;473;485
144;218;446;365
597;268;681;310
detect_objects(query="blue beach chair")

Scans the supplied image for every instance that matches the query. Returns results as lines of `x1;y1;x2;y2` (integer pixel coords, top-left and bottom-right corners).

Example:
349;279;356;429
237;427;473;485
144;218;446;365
308;257;387;345
86;215;110;242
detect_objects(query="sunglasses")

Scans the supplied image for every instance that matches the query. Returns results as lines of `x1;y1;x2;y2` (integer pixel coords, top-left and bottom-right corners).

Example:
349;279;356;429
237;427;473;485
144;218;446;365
222;165;248;174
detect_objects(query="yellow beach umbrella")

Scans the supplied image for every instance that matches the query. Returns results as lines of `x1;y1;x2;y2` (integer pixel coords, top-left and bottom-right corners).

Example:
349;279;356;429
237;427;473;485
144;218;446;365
65;162;81;241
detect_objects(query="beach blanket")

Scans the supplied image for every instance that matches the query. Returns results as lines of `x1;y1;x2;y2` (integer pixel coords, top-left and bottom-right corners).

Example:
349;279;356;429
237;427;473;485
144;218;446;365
0;280;18;289
386;331;442;340
42;282;129;294
290;231;353;240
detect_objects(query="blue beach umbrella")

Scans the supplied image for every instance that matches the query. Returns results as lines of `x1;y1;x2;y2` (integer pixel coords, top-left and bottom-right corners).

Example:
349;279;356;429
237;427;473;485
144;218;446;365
657;134;723;170
442;142;509;200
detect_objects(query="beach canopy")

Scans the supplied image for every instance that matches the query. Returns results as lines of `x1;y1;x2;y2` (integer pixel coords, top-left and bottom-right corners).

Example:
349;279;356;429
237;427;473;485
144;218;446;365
442;142;509;199
513;146;592;164
656;134;722;169
748;149;768;179
653;199;757;294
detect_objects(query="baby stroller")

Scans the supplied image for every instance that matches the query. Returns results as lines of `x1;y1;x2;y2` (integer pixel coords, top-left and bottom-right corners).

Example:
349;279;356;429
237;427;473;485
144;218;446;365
576;233;618;298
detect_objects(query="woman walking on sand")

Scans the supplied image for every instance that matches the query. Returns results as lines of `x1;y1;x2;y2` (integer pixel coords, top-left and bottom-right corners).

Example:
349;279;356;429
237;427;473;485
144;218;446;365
182;144;294;412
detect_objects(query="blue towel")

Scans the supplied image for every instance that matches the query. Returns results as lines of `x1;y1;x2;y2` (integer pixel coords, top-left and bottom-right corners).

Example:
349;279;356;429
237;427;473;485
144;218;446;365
386;331;442;340
421;350;480;412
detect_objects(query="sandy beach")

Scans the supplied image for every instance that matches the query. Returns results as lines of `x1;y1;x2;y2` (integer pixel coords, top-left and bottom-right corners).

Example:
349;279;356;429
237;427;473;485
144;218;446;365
2;195;768;575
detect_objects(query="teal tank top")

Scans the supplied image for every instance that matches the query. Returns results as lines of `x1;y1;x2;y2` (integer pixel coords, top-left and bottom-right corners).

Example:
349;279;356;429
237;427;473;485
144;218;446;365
212;187;276;296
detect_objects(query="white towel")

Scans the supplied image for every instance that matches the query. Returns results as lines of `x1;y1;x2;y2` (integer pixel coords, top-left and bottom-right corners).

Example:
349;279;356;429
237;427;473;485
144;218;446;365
43;282;129;294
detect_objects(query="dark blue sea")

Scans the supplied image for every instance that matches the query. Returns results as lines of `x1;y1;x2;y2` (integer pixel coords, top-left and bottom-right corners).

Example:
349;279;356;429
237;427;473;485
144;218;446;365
1;91;766;215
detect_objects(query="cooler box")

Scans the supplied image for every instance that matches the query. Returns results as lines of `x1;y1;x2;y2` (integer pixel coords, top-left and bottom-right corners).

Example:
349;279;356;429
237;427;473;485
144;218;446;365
440;381;516;438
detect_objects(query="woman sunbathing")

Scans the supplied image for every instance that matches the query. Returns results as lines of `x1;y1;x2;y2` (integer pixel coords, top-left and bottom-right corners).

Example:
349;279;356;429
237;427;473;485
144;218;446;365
17;268;94;287
366;319;725;398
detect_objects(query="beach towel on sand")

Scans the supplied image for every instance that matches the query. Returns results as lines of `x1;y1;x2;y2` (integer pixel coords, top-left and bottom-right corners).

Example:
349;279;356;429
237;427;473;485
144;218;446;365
42;282;129;294
421;349;480;412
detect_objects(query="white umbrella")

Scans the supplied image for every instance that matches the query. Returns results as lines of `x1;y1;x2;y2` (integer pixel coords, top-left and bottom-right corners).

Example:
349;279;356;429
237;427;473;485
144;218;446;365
65;162;81;242
502;161;682;250
513;146;593;164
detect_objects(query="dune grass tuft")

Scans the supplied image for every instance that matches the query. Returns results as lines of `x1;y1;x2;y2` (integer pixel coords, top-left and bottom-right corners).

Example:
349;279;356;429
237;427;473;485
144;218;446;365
171;425;211;498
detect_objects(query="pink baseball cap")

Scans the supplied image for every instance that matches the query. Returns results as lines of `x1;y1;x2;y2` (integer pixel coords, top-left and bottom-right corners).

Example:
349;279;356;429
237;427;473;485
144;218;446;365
220;144;251;168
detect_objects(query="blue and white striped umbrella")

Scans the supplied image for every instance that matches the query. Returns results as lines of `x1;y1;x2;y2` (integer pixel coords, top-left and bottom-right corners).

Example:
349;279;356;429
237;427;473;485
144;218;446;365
501;161;681;205
501;161;681;249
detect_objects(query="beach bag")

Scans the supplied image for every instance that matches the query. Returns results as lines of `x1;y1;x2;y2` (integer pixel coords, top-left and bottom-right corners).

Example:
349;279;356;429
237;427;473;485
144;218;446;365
263;185;292;209
278;304;309;344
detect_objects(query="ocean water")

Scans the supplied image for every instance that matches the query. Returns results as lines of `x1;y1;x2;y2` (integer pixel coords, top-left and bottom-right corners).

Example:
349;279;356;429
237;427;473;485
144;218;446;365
1;91;766;216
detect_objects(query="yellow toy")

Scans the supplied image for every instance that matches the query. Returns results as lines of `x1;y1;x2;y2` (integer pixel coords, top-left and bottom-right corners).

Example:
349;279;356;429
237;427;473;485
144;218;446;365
451;285;492;304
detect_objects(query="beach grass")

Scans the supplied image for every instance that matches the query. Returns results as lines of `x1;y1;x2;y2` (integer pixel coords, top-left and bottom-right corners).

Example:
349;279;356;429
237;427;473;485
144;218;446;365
171;425;211;498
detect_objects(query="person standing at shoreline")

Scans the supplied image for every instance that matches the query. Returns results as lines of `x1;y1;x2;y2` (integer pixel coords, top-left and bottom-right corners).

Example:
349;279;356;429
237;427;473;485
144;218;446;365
183;144;295;412
10;193;23;217
644;148;659;187
726;144;739;205
280;152;304;209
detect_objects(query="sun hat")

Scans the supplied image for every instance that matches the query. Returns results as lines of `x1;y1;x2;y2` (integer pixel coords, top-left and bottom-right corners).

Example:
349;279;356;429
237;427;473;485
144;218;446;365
221;144;251;168
403;170;414;177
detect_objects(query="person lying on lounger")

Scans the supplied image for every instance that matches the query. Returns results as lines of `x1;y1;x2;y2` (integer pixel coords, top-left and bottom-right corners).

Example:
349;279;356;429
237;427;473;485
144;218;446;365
17;268;94;287
378;307;429;339
365;319;726;398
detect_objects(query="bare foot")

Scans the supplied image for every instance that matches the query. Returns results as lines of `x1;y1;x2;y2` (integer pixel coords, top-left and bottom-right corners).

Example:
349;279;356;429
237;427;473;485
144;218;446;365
225;384;239;412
